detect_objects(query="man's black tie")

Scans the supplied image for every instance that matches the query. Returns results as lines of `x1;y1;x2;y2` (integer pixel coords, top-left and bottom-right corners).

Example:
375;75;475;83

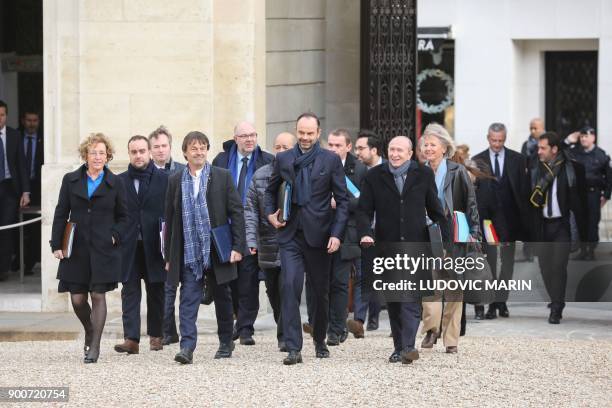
494;153;500;180
547;182;554;217
237;157;248;198
26;136;33;179
0;134;5;181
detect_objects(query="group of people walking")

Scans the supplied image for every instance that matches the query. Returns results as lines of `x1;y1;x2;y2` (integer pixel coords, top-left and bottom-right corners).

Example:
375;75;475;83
46;111;608;365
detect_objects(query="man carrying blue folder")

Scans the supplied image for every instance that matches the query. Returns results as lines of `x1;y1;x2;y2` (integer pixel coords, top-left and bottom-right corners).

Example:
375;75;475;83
265;112;349;365
164;131;245;364
213;121;273;346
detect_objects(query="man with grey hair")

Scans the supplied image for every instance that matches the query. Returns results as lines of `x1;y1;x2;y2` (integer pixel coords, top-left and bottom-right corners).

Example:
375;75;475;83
213;121;274;346
473;122;529;320
358;135;446;364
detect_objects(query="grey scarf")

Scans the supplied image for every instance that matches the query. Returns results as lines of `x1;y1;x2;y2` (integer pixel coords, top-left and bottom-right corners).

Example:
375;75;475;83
388;160;412;193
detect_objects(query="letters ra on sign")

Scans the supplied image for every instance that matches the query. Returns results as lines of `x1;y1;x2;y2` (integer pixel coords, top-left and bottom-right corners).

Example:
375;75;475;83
418;39;443;52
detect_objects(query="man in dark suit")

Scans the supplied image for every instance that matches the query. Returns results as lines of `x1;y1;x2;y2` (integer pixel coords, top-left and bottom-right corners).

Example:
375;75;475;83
0;100;30;281
528;131;587;324
265;112;349;365
358;136;446;364
349;130;386;335
212;121;273;345
164;131;245;364
148;126;186;347
311;129;366;346
114;135;168;355
17;109;43;275
473;122;528;319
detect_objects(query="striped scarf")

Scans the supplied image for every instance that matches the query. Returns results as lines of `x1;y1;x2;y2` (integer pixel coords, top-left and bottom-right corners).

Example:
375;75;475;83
181;164;212;280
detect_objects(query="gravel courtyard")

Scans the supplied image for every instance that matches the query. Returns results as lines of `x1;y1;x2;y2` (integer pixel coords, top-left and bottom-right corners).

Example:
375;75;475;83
1;330;610;407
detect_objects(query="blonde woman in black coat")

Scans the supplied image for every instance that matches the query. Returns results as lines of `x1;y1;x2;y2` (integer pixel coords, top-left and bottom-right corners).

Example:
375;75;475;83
50;133;129;363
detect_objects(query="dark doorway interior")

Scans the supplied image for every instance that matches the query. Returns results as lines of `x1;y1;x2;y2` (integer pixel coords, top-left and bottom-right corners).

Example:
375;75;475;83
545;51;598;138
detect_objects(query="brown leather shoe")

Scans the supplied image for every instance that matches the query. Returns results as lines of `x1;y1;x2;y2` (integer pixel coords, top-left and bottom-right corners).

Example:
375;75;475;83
114;339;139;354
150;337;163;351
446;346;458;354
421;330;438;349
346;319;365;339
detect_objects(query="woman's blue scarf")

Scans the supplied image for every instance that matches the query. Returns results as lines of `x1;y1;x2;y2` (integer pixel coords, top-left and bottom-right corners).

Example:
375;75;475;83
428;158;447;210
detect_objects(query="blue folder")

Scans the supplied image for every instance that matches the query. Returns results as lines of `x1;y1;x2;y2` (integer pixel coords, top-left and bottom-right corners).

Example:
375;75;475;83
211;223;233;264
453;211;471;243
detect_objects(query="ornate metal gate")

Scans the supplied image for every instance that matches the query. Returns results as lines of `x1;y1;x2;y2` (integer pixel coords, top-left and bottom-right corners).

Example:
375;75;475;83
360;0;418;147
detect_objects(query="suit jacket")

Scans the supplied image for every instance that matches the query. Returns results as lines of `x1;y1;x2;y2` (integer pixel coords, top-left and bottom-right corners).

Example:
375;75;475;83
473;147;529;241
1;126;30;195
50;165;129;284
264;146;349;248
20;129;44;180
164;165;246;286
212;140;274;174
118;167;168;283
357;161;447;243
340;153;367;260
528;158;587;242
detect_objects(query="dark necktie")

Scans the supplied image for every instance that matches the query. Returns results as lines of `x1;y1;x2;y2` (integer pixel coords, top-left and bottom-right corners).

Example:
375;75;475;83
237;157;248;198
547;180;554;217
26;136;33;179
494;153;500;180
0;134;5;181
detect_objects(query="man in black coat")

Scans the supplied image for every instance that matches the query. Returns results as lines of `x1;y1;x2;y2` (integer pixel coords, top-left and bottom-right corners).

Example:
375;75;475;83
212;121;273;345
265;112;349;365
528;131;587;324
16;109;44;275
357;136;446;364
114;136;168;354
473;122;529;319
564;126;611;260
305;129;367;346
164;131;246;364
0;100;30;281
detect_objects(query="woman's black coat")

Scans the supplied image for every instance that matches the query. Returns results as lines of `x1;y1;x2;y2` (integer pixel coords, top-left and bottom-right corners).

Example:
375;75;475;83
50;165;129;284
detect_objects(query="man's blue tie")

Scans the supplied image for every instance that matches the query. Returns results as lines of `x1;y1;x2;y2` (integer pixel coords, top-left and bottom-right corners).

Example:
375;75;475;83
0;135;6;182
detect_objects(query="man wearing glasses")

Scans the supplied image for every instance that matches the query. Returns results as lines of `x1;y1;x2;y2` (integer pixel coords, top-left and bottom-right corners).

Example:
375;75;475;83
213;122;274;346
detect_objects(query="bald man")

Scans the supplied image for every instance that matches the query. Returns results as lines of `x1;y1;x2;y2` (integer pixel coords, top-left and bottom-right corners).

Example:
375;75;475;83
357;136;446;364
244;132;296;352
522;118;545;159
213;122;274;345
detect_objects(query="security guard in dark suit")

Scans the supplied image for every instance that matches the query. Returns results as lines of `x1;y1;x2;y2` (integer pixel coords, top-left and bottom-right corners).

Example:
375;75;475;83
565;126;611;260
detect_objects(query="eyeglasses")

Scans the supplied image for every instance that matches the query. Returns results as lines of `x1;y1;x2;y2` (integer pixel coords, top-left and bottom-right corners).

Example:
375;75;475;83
236;133;257;140
88;151;107;157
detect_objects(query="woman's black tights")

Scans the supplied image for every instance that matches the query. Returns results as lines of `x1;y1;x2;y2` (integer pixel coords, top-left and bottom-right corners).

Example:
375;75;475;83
70;292;107;360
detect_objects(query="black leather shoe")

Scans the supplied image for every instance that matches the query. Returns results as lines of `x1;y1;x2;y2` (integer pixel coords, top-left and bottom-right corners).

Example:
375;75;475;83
239;336;255;346
366;316;379;331
315;342;330;358
84;348;99;364
162;334;179;346
548;311;561;324
498;302;510;318
214;342;235;359
400;347;419;364
474;305;485;320
485;304;497;319
339;328;348;343
326;333;339;346
573;250;588;261
174;348;193;364
388;350;401;363
278;340;287;352
283;351;303;365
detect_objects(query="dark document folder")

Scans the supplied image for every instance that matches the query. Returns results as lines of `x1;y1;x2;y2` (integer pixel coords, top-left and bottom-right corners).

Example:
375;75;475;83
211;223;233;264
62;222;77;258
277;181;292;223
